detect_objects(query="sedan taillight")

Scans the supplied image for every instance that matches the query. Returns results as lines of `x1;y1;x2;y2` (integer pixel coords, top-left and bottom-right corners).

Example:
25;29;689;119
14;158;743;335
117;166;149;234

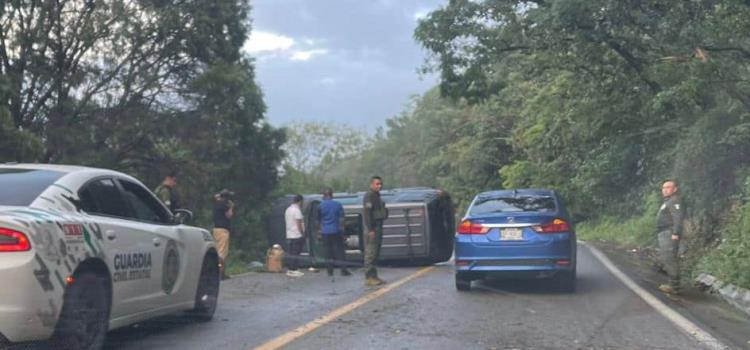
532;218;570;233
457;220;489;235
0;228;31;252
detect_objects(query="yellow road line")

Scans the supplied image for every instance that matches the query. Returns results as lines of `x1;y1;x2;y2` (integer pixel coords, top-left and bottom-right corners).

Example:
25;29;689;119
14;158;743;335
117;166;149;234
253;266;436;350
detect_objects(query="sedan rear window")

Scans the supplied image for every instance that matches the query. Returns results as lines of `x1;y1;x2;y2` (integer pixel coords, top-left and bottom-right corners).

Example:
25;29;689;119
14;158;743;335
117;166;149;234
470;196;557;214
0;168;65;206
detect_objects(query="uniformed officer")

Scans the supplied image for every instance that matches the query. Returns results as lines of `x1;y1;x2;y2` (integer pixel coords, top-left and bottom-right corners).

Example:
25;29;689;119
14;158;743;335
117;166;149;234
656;179;683;294
363;176;388;286
154;173;179;212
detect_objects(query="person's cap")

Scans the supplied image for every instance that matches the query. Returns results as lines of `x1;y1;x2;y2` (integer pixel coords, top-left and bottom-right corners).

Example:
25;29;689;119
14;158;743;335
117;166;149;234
219;189;235;197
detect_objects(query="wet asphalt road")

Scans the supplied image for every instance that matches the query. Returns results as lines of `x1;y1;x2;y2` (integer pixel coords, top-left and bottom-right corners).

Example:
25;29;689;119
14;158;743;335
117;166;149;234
103;244;707;350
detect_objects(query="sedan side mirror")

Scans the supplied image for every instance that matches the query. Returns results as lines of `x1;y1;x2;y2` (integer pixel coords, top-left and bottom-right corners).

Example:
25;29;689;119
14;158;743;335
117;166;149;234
173;209;194;224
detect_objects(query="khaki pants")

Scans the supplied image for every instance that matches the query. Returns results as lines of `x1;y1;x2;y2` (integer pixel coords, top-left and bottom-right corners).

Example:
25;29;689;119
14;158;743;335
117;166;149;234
213;228;230;261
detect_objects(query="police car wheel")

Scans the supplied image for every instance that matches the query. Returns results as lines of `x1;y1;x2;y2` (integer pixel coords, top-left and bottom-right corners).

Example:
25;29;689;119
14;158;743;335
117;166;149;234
190;254;220;321
52;273;110;350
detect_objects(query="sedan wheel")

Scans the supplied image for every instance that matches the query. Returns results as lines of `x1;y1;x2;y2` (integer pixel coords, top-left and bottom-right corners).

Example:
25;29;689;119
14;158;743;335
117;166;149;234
455;274;471;291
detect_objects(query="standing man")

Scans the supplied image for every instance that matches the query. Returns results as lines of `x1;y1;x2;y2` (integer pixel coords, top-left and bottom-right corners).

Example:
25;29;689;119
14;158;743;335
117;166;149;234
318;188;352;277
285;194;306;278
213;189;235;280
656;179;683;294
363;176;387;286
154;172;179;212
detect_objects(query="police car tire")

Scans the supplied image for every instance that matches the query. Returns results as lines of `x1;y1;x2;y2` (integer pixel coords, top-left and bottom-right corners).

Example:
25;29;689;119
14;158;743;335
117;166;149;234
52;272;110;350
190;254;220;322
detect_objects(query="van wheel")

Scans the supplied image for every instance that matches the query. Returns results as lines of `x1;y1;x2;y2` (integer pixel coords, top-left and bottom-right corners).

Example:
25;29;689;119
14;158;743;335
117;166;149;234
190;254;220;321
455;274;471;291
52;273;110;350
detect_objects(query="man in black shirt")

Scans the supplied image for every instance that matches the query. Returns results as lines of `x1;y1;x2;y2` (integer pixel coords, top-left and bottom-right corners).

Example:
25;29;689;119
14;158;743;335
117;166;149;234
213;189;235;280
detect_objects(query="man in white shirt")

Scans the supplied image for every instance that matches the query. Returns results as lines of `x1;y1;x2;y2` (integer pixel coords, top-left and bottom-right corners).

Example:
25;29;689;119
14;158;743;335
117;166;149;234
285;194;305;277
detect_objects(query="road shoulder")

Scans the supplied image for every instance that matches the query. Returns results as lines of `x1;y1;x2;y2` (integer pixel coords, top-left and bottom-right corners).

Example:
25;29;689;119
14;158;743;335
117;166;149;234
586;240;750;350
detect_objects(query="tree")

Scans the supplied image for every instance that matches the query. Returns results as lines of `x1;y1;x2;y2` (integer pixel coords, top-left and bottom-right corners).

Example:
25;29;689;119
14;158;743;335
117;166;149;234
415;0;750;220
1;1;286;256
278;121;370;194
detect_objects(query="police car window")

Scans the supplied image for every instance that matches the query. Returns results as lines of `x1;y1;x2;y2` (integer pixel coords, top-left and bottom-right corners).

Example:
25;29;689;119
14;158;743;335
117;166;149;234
79;179;132;217
470;196;557;214
0;168;64;206
118;179;172;224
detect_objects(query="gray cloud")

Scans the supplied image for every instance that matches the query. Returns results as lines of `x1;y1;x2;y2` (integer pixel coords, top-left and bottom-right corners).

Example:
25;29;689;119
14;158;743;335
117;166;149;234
248;0;446;131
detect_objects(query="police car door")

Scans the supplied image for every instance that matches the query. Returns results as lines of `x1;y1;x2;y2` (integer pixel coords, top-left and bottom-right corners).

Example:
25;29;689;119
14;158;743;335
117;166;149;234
78;178;156;318
115;179;192;308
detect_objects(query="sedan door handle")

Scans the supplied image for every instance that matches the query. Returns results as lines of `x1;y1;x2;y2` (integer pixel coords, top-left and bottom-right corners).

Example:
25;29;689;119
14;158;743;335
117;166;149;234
106;230;116;240
153;238;162;247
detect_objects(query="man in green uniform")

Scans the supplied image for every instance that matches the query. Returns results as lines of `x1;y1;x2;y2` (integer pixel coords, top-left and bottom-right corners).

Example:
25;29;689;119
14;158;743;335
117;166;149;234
363;176;387;286
656;179;683;294
154;173;178;212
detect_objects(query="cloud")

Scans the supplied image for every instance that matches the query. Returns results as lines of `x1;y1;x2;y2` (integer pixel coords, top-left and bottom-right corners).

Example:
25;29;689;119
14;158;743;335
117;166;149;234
243;31;295;54
319;77;336;86
291;49;329;61
243;30;328;62
413;9;430;20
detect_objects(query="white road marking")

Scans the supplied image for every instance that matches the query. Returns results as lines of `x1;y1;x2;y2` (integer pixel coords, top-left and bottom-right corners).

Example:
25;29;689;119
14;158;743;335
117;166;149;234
581;241;729;350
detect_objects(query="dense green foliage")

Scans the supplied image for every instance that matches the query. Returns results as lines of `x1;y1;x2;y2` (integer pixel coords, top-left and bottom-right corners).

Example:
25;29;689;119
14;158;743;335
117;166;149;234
0;1;284;257
697;176;750;288
334;0;750;287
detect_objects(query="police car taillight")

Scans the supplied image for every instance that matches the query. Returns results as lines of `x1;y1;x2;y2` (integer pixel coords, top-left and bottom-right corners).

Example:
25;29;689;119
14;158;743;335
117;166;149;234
0;228;31;252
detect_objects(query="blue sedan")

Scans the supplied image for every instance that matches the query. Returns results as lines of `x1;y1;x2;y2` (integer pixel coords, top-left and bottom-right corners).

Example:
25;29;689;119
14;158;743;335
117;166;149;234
454;189;576;292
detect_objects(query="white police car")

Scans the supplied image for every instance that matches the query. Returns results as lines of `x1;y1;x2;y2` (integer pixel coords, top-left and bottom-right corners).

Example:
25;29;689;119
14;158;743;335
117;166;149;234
0;164;220;349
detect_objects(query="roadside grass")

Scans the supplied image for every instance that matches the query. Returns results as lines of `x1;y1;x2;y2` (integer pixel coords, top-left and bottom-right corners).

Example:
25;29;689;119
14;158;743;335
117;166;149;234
225;248;255;276
577;193;660;248
695;201;750;290
576;214;657;247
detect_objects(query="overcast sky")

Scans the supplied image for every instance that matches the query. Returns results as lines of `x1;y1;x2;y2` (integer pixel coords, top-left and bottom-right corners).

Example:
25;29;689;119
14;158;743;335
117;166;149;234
244;0;446;132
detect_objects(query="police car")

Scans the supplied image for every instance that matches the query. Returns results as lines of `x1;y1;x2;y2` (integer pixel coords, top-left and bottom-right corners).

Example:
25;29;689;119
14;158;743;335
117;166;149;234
0;164;220;349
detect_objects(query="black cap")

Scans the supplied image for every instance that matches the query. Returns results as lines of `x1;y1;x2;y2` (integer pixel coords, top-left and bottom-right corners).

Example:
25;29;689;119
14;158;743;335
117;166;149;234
219;189;235;197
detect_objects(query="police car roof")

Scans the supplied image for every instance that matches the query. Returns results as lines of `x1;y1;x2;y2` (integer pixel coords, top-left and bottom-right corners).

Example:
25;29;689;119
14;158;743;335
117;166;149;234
478;189;555;198
0;163;133;180
0;163;94;173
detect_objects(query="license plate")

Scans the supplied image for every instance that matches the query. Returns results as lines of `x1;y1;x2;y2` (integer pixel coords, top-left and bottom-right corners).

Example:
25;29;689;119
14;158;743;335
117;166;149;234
500;228;523;240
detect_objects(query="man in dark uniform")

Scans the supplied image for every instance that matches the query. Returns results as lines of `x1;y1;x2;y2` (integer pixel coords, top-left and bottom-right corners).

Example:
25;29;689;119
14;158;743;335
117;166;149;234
154;173;179;212
656;179;683;294
363;176;387;286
